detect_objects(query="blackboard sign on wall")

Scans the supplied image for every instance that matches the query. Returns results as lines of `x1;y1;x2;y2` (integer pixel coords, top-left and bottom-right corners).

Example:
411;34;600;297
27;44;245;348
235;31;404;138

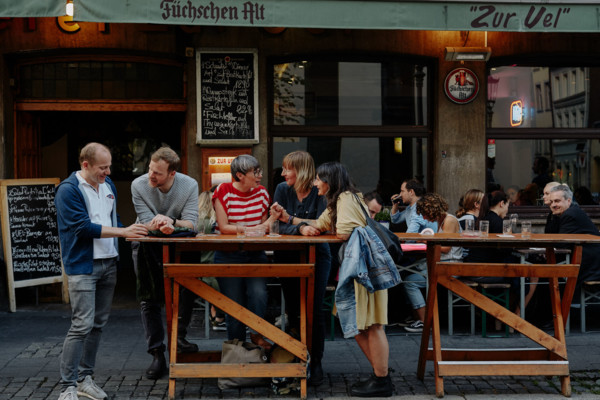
196;49;259;145
0;179;66;312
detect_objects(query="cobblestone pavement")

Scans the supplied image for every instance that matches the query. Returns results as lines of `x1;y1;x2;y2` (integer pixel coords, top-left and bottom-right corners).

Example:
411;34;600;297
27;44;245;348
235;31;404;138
2;305;600;399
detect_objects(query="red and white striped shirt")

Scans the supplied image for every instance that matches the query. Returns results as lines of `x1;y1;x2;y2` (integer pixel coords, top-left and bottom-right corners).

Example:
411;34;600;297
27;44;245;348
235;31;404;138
212;182;271;229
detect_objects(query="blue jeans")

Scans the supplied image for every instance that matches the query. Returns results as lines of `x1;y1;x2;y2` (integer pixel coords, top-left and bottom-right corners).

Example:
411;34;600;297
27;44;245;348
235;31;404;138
60;258;117;389
404;273;427;310
215;251;268;342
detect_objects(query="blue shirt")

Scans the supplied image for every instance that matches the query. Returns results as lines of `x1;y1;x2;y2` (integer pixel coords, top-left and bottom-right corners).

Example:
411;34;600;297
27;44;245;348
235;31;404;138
391;202;437;233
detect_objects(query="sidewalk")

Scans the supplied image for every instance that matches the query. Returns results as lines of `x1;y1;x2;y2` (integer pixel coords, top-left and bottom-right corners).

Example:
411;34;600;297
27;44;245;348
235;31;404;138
2;299;600;400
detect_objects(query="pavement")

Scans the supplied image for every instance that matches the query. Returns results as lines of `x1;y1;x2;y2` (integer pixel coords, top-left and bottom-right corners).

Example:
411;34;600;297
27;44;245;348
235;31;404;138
2;284;600;400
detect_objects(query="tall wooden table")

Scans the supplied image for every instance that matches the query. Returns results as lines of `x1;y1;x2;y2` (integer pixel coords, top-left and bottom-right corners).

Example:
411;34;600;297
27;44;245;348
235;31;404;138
395;232;600;398
130;234;342;400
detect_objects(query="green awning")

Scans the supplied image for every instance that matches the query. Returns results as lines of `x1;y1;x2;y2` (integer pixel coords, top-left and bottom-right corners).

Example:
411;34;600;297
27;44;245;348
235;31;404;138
0;0;64;17
73;0;600;32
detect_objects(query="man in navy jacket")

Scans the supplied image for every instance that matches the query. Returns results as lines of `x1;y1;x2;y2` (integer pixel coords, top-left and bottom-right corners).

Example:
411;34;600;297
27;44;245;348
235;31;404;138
548;184;600;293
55;142;147;400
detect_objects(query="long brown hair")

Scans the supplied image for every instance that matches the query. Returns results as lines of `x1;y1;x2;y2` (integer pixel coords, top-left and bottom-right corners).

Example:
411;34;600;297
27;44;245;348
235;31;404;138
456;189;484;218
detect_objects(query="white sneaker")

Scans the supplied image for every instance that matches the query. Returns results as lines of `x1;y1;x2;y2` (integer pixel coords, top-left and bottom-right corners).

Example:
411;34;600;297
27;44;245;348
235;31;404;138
274;313;288;328
58;386;79;400
77;376;107;400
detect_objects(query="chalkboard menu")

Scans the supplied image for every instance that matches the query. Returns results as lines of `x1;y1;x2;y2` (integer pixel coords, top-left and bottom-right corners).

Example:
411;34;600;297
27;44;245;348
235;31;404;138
1;178;64;312
196;49;259;145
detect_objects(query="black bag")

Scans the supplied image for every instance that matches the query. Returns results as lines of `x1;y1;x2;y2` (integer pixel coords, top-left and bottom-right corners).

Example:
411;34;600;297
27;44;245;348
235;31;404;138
353;194;403;264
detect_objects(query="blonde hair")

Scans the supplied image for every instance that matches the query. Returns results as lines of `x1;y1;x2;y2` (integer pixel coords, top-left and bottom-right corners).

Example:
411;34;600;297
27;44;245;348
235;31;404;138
282;151;315;194
198;190;216;224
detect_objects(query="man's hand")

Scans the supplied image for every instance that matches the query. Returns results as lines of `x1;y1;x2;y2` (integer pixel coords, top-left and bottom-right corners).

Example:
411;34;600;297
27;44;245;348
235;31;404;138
159;223;175;235
299;225;320;236
122;224;149;238
148;214;172;230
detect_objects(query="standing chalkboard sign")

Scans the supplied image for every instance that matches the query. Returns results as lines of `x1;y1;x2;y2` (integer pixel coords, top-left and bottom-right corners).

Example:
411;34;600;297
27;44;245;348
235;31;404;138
0;178;66;312
196;49;259;145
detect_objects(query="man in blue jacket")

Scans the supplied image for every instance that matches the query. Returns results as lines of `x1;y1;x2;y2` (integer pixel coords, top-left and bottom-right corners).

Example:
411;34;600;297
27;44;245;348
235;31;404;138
55;142;147;400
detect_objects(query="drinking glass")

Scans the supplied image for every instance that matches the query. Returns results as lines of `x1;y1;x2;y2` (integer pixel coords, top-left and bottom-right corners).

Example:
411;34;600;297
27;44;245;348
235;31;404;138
502;219;512;235
510;213;519;233
479;220;489;237
521;221;532;239
269;220;280;237
464;218;475;234
236;223;246;238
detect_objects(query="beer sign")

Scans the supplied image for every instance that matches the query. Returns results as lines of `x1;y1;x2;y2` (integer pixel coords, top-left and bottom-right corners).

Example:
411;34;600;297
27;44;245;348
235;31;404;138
444;68;479;105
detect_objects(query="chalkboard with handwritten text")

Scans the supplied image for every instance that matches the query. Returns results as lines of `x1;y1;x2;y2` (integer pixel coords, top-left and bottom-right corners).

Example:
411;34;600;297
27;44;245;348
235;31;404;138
1;179;65;312
196;49;259;145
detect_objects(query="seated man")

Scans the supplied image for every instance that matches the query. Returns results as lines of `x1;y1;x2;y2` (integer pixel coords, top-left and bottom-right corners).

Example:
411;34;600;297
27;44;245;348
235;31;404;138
390;179;437;233
548;184;600;294
363;190;383;219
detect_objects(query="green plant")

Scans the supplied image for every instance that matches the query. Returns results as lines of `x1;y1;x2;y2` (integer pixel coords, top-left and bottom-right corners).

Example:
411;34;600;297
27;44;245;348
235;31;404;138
374;208;391;222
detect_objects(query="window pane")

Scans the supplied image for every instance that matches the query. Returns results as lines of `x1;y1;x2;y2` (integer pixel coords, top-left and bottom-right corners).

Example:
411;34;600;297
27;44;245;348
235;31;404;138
488;139;599;204
488;66;600;128
273;60;428;126
272;136;428;204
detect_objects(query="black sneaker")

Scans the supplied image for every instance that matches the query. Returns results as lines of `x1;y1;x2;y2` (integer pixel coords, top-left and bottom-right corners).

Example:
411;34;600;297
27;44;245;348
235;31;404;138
350;374;393;397
391;316;416;327
211;317;226;331
404;320;424;333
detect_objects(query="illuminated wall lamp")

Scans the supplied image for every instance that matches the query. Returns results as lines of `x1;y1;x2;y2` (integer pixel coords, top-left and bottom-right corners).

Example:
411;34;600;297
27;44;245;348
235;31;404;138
66;0;74;17
445;47;492;62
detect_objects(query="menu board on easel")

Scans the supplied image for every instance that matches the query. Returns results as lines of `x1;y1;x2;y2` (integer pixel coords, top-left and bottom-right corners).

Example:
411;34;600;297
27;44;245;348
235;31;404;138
0;178;66;312
196;49;259;145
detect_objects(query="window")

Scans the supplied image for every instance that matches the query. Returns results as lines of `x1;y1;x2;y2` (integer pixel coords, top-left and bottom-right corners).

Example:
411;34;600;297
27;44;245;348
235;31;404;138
270;56;432;202
487;64;600;213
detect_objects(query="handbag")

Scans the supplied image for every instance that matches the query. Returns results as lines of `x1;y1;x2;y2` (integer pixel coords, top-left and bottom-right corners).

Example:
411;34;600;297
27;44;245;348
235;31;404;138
353;194;403;264
217;339;269;389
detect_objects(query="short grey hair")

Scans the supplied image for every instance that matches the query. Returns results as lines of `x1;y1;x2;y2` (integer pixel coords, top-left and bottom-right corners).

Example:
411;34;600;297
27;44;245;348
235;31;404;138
550;184;573;200
230;154;260;182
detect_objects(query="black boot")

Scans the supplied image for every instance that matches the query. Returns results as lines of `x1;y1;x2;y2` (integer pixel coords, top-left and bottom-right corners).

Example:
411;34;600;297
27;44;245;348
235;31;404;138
308;360;324;386
177;337;199;353
145;349;168;380
350;373;393;397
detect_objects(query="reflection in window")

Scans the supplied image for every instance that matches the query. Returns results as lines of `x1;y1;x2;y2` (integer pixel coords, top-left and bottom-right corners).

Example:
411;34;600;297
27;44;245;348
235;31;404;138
487;66;600;128
488;139;600;205
273;60;428;126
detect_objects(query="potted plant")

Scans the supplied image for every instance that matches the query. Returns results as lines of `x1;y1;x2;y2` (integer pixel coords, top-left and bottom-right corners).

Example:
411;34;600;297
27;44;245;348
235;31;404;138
374;208;392;229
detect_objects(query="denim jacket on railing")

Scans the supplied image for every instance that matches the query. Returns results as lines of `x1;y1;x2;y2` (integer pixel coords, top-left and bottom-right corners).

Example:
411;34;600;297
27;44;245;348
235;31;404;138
335;226;401;338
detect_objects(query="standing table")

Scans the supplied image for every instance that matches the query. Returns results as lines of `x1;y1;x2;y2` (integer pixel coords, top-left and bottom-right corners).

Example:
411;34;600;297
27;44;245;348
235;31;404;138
130;234;341;400
395;232;600;398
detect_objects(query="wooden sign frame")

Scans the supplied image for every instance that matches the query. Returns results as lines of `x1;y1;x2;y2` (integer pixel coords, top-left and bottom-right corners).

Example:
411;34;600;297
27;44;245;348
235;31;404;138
0;178;67;312
196;48;259;146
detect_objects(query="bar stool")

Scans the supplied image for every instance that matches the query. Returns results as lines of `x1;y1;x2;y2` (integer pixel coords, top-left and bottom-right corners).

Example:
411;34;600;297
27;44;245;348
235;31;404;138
447;279;478;335
580;281;600;333
480;282;511;338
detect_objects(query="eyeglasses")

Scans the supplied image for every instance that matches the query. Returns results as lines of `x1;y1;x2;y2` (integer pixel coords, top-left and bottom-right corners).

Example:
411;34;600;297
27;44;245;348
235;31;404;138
251;168;263;176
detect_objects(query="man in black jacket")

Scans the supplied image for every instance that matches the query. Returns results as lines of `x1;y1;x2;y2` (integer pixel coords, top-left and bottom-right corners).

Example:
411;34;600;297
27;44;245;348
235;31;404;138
548;184;600;292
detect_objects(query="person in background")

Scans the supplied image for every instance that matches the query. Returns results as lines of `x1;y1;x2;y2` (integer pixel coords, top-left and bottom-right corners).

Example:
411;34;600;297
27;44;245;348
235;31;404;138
574;186;598;205
403;193;462;333
55;142;148;400
548;184;600;296
280;162;394;398
506;185;520;205
543;182;562;233
212;154;281;350
131;146;199;380
390;179;437;233
363;190;383;219
197;188;226;331
517;183;539;206
532;156;552;194
455;189;487;260
271;150;332;386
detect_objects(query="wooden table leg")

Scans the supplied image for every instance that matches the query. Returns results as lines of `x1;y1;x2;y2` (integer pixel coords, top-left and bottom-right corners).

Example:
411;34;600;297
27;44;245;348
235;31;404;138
417;244;441;381
168;282;180;400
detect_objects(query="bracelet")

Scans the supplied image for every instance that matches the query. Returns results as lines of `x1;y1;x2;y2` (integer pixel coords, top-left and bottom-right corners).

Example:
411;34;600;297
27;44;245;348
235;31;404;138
171;217;176;225
288;214;294;224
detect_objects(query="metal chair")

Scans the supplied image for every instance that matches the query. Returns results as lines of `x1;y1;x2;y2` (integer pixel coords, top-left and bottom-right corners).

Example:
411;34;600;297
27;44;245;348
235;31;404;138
447;279;478;335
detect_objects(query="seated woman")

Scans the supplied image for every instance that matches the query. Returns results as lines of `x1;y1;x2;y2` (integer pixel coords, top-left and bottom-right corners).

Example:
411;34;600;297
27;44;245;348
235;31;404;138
404;193;463;333
212;154;281;349
455;189;487;260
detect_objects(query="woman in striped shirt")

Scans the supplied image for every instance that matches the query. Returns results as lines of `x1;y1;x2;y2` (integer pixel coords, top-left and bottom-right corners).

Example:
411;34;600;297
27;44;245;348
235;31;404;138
212;154;281;349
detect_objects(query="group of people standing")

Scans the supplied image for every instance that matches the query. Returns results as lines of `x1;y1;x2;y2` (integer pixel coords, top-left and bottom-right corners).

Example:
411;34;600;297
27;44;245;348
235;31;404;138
52;142;600;400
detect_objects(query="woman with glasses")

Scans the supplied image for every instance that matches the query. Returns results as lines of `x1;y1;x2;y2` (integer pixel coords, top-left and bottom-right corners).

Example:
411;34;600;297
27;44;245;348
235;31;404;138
212;154;280;349
271;151;332;386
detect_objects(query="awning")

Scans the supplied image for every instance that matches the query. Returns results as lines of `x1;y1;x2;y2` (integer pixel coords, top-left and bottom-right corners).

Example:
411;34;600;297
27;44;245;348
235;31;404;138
2;0;599;32
0;0;64;17
74;0;600;32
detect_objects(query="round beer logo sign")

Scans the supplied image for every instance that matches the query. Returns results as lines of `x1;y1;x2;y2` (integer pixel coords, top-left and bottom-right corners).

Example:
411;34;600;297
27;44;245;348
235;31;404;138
444;68;479;104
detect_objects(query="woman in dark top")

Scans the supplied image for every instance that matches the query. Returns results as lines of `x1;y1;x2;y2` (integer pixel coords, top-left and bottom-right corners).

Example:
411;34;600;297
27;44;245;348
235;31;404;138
272;151;332;386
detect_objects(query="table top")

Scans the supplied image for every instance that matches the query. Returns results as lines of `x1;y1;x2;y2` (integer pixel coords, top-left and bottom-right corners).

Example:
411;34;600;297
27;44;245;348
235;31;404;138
394;232;600;246
129;233;343;244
